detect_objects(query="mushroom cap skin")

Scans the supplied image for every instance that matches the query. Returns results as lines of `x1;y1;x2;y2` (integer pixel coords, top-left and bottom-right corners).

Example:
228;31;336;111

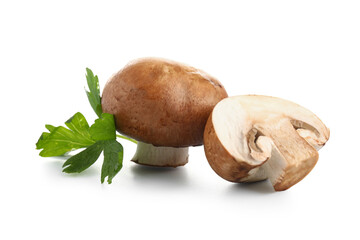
102;58;228;147
204;95;330;191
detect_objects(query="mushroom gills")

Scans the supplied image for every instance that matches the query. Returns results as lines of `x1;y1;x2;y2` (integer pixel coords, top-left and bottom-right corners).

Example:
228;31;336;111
131;141;189;167
251;119;319;191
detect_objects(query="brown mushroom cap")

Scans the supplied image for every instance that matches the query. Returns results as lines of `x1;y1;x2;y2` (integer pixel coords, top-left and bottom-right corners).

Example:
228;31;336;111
102;58;228;147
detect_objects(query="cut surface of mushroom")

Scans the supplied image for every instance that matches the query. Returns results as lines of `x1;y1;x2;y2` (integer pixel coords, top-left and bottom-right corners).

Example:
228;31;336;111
204;95;330;191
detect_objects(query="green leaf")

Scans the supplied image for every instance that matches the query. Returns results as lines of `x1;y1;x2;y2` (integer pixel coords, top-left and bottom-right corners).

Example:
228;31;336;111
36;112;95;157
101;140;123;184
65;112;92;140
36;124;56;149
36;132;51;149
85;68;102;117
36;67;133;183
89;113;116;141
62;141;104;173
45;124;56;132
37;111;125;183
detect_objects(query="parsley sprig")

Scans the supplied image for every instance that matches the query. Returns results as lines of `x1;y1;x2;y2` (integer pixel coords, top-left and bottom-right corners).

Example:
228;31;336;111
36;68;135;183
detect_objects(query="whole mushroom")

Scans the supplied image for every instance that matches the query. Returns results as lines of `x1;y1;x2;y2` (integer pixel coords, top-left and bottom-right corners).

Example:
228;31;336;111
102;58;228;167
204;95;330;191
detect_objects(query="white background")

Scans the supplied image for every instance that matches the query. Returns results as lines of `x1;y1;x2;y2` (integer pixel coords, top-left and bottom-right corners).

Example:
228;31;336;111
1;0;359;239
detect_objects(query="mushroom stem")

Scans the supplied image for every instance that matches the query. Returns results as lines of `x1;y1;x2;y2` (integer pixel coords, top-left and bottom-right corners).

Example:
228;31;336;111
131;141;189;167
256;118;319;191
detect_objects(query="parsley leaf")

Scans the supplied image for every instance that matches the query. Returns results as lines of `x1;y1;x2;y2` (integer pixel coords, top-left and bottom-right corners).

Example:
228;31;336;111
85;68;102;117
45;124;56;132
62;141;104;173
62;140;124;184
36;125;54;149
89;113;116;141
36;112;95;157
37;111;124;183
101;140;123;184
61;114;121;181
36;68;135;184
65;112;92;139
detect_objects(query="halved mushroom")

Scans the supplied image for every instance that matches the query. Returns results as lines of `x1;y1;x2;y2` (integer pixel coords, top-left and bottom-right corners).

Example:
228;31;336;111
203;95;330;191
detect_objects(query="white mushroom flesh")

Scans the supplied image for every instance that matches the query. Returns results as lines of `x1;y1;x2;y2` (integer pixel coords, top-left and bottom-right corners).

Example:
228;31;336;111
210;95;330;191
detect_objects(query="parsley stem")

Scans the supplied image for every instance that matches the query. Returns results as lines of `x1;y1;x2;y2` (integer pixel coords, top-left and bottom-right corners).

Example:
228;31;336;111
116;134;138;144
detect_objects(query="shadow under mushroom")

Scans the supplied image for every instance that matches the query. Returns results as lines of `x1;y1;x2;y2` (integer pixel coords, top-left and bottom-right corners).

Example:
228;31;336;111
130;164;190;188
